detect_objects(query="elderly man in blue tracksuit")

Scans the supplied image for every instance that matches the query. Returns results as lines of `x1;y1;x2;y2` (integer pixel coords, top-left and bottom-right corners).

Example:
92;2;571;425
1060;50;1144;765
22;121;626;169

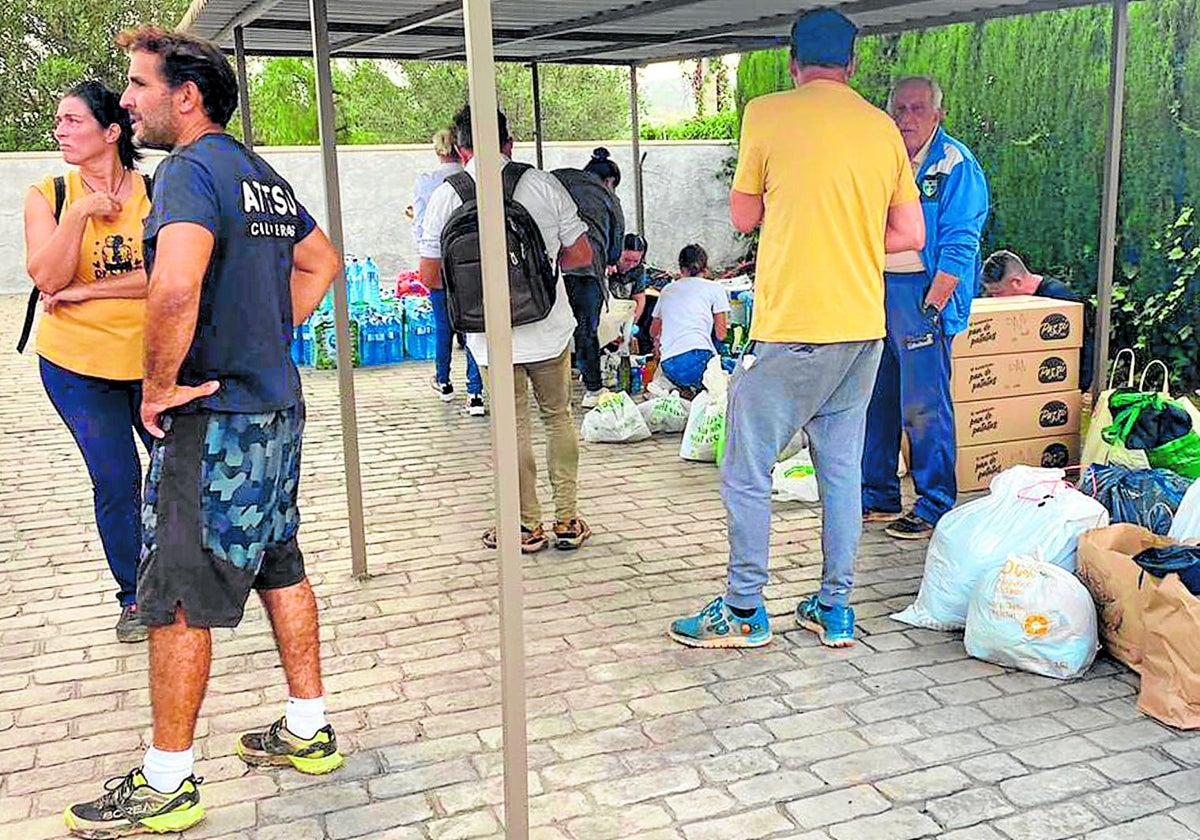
863;75;990;540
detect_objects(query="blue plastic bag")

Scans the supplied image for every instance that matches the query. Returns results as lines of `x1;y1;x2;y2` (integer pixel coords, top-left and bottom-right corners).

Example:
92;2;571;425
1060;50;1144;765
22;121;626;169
1077;463;1191;536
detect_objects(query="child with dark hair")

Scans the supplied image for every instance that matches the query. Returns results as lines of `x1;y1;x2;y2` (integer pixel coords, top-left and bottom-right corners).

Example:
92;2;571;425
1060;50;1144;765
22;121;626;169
650;244;730;392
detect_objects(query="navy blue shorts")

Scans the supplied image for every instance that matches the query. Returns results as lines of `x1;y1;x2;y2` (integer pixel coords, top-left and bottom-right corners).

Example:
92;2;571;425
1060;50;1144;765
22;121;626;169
137;405;306;628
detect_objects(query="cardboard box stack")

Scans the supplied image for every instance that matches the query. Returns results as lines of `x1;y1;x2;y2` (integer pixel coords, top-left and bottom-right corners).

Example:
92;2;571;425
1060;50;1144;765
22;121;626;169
951;296;1086;492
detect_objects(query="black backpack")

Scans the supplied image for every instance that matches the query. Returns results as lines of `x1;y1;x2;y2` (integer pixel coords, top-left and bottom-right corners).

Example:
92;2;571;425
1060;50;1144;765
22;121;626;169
439;162;557;334
16;173;154;353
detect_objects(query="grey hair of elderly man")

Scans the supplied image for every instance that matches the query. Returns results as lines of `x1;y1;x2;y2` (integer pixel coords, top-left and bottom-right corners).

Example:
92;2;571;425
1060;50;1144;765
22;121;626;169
887;75;944;112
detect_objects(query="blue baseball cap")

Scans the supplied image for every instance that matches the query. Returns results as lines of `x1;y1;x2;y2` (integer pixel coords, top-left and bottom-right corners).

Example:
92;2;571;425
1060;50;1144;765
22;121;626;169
790;8;858;66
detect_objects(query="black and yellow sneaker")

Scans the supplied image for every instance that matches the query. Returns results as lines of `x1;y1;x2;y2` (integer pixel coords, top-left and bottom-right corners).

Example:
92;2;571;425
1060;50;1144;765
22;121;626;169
64;768;204;838
236;718;344;775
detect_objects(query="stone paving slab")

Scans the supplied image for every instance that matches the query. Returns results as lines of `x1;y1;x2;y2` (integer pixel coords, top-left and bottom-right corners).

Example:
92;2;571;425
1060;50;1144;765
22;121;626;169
1;295;1198;840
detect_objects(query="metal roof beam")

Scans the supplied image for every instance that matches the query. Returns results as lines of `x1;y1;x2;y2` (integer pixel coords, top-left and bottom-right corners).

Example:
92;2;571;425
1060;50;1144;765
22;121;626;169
330;1;462;54
528;35;781;63
211;0;287;42
219;44;644;65
419;0;715;61
857;0;1101;34
251;17;662;44
493;0;944;65
608;0;1103;66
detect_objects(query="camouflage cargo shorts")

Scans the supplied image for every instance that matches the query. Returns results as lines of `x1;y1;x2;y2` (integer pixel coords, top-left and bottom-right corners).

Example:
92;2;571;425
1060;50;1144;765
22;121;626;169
137;403;306;628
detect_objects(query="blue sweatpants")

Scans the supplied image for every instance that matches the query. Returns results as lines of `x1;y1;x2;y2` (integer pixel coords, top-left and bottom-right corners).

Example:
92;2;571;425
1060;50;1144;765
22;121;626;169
40;357;154;606
862;272;958;525
722;340;883;609
430;288;482;395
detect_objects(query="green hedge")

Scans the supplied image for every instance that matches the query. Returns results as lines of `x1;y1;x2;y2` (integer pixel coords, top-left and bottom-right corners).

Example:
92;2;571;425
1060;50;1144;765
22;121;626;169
640;110;739;140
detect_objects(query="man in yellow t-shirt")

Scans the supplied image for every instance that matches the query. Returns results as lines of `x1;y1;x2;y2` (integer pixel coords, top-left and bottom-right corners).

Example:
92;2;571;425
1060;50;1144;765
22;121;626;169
669;8;925;650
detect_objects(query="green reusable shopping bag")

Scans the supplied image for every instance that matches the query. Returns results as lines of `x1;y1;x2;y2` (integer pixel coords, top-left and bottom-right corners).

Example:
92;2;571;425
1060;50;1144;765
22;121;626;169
1103;391;1200;479
1148;433;1200;479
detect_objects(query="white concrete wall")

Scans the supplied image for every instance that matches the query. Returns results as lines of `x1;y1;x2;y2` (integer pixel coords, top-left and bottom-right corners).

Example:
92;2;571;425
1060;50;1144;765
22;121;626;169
0;140;739;295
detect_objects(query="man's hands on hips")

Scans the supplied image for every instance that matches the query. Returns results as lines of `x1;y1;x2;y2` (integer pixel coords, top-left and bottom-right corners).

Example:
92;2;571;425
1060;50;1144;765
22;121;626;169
924;270;959;312
141;381;221;438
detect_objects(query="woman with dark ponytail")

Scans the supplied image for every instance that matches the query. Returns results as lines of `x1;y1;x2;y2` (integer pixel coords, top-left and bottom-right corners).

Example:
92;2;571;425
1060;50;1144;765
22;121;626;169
22;80;153;643
553;147;625;406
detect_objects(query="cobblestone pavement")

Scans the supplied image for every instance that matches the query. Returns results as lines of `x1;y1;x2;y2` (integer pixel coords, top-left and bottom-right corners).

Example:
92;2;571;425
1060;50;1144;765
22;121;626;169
2;294;1199;840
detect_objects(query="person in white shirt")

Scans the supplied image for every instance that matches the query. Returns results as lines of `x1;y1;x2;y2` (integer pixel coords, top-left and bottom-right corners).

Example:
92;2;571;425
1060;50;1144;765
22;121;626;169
408;129;484;411
651;244;730;393
418;106;594;553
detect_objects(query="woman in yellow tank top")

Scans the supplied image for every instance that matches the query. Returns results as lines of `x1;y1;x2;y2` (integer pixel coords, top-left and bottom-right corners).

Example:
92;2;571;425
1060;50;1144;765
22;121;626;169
23;81;153;643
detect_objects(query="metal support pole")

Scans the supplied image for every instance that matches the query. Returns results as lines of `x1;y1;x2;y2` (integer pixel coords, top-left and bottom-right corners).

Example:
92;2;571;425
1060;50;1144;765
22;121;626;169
462;0;528;836
233;27;254;151
629;64;645;235
1093;0;1128;401
309;0;370;579
531;62;545;169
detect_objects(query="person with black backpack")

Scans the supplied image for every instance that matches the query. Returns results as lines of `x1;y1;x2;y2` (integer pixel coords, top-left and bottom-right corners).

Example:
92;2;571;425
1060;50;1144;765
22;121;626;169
418;106;595;553
552;149;625;407
21;81;154;644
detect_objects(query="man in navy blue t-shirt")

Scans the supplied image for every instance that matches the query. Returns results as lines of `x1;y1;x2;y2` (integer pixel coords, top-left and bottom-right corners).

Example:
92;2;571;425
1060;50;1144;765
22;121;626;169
66;26;344;838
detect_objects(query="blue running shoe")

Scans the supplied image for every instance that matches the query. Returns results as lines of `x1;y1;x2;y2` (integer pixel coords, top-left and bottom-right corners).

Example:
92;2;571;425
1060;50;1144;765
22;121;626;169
795;594;855;647
669;597;772;648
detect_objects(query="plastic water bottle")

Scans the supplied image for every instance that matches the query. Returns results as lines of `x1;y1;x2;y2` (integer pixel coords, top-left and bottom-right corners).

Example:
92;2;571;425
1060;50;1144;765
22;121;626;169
376;318;389;365
617;322;636;393
370;316;383;365
357;318;371;366
364;257;382;309
300;319;316;367
631;363;643;394
290;325;303;366
385;316;402;363
346;259;362;304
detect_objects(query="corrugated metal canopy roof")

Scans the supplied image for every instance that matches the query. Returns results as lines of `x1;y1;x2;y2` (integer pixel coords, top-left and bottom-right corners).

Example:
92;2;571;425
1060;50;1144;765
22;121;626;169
179;0;1104;65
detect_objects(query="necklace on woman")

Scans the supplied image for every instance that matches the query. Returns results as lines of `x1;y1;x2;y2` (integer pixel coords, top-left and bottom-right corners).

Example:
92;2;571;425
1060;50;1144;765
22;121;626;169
80;168;129;197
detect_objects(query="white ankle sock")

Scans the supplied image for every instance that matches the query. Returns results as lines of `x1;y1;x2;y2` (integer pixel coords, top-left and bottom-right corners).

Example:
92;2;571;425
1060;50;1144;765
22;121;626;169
285;696;327;740
142;745;194;793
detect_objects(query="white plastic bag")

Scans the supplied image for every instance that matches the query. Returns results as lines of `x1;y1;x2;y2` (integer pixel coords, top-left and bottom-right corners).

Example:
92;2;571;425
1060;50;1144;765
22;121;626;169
772;450;819;502
965;554;1099;679
1169;481;1200;541
679;358;730;462
679;391;723;461
639;391;691;434
892;466;1110;631
581;391;651;443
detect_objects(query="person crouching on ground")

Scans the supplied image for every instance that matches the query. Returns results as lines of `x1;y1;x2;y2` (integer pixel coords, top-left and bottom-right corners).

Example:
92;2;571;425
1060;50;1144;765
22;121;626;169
650;244;730;397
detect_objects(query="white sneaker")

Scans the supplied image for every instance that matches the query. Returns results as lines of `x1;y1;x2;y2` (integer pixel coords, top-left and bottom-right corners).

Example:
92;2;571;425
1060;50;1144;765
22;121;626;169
467;394;487;416
581;388;609;409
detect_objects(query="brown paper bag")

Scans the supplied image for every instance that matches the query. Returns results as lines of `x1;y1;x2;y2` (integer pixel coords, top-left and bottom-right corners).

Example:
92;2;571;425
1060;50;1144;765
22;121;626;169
1138;573;1200;729
1075;524;1172;671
